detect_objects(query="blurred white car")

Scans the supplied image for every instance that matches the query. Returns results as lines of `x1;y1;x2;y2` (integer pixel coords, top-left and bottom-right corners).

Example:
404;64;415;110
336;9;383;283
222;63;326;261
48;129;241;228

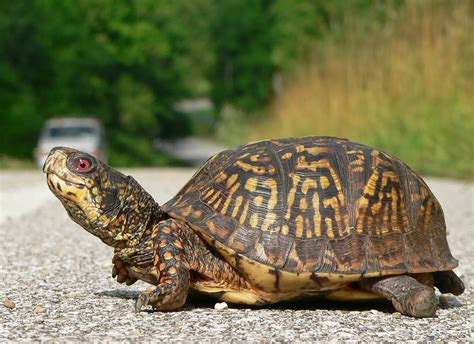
35;117;107;168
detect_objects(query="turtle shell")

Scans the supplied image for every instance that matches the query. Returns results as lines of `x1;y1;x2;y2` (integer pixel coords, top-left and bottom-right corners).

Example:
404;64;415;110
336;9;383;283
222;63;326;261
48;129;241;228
162;136;458;293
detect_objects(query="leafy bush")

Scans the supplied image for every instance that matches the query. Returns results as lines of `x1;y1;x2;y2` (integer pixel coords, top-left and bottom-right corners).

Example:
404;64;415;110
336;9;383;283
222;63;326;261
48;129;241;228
108;131;189;167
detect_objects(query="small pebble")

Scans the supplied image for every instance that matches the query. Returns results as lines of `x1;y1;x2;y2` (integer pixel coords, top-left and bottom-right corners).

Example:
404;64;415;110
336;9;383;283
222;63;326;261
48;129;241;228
370;309;379;314
392;312;402;319
34;305;45;314
450;313;461;320
128;329;140;336
4;299;15;309
214;302;228;310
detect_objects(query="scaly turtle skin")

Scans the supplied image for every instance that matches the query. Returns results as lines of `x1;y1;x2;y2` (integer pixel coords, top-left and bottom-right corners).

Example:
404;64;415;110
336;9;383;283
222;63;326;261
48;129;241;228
43;137;464;317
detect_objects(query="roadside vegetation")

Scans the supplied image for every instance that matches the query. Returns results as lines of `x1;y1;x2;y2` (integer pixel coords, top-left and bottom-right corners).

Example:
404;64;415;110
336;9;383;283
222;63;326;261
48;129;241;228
246;0;474;179
1;0;472;178
0;156;36;170
108;131;190;167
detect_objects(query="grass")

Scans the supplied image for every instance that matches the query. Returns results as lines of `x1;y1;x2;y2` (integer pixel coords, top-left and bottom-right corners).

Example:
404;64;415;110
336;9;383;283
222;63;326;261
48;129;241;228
247;0;474;179
0;155;36;170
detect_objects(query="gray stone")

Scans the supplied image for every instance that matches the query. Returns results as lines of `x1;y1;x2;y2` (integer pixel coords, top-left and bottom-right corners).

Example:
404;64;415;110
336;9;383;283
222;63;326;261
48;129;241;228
214;302;229;311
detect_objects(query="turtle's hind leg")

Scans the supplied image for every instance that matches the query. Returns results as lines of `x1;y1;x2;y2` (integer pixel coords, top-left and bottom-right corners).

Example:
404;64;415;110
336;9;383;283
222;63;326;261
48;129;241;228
360;275;437;318
433;270;465;296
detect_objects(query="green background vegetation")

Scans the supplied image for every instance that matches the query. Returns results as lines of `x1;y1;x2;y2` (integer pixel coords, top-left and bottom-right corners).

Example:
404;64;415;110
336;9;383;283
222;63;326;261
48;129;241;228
0;0;472;178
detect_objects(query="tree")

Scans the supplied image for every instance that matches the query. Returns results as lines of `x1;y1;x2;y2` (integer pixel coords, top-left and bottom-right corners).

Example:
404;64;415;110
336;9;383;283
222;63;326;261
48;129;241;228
208;0;276;113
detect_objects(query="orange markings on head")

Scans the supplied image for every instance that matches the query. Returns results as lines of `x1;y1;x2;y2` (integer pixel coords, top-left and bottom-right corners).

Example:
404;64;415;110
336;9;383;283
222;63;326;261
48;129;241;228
174;240;184;250
161;226;172;234
167;266;177;275
159;239;168;248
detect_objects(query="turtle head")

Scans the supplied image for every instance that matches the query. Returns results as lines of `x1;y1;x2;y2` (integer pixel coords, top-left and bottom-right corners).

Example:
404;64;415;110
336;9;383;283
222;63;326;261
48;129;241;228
44;147;160;248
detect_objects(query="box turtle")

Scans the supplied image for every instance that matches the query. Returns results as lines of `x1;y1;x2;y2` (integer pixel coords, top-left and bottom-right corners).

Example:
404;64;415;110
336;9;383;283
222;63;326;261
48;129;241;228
44;136;464;317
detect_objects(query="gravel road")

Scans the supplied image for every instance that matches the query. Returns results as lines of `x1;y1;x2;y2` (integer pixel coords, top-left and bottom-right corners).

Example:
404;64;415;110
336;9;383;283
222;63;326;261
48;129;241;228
1;169;473;342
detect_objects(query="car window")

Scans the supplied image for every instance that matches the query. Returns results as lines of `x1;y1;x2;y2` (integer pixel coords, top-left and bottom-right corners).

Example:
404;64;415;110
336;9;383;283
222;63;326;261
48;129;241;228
47;126;97;138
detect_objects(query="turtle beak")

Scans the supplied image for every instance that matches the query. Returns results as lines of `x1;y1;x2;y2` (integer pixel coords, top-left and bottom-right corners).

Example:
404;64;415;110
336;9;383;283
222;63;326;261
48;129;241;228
43;147;87;187
43;147;72;173
43;155;54;174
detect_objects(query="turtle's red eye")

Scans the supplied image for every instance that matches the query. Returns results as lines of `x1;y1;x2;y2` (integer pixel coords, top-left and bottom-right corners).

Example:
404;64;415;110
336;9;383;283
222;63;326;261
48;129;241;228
74;157;93;172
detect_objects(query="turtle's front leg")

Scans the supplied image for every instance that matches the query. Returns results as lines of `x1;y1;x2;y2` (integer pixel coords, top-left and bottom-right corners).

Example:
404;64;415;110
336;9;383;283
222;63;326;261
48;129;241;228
112;255;137;285
135;219;190;312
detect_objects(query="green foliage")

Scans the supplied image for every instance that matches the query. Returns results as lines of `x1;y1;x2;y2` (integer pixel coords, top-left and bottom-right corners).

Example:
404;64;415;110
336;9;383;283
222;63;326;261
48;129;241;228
1;0;472;178
116;75;158;137
369;103;474;179
271;0;404;71
108;130;189;167
0;155;36;170
208;0;276;113
248;0;474;179
215;105;249;146
0;0;193;164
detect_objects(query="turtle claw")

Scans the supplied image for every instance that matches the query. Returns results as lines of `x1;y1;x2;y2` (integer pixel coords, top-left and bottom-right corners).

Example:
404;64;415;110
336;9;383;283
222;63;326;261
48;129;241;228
126;276;138;286
112;266;118;278
135;293;150;313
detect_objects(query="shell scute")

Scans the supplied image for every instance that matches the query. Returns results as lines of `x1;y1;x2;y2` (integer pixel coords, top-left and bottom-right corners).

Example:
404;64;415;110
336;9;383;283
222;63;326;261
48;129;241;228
163;136;458;281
